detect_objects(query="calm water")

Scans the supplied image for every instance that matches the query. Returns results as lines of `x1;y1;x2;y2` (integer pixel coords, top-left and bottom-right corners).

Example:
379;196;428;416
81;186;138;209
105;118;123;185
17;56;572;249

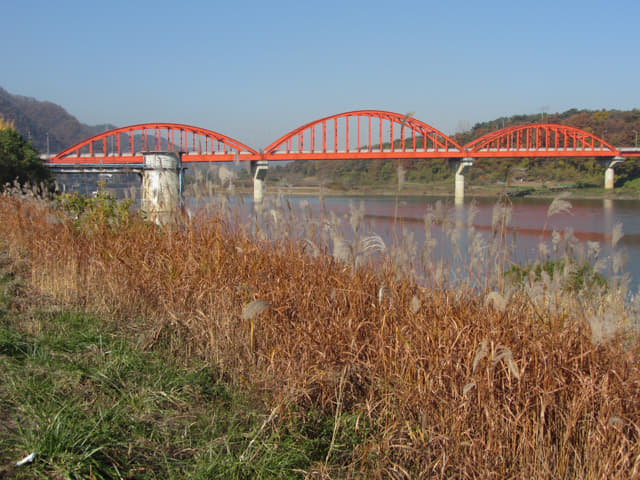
244;194;640;291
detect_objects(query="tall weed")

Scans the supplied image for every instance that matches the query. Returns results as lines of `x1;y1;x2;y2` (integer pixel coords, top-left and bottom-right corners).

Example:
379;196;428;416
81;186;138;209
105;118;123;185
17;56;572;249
1;183;639;478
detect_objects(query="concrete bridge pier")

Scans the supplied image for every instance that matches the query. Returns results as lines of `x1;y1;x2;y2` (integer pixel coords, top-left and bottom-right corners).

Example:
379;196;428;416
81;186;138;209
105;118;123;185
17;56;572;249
601;156;625;190
251;160;269;203
454;157;474;204
141;151;184;225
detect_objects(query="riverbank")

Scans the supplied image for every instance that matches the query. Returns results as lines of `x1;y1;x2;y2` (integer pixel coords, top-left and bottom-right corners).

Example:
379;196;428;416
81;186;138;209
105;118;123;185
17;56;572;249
0;251;342;479
1;191;639;478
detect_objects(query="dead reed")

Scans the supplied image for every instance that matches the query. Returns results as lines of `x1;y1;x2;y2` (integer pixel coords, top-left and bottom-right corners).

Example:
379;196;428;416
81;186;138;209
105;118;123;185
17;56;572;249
1;183;639;478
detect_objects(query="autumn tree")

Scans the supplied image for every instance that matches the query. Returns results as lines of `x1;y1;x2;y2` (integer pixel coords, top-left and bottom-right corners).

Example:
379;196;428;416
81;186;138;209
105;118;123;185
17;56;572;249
0;117;52;188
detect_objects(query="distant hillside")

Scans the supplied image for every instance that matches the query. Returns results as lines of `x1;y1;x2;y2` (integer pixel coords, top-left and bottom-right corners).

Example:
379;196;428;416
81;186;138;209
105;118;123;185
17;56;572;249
0;87;116;154
452;109;640;147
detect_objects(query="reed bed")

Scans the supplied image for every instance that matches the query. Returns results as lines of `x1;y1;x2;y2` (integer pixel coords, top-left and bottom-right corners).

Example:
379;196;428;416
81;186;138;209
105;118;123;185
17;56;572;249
1;183;639;479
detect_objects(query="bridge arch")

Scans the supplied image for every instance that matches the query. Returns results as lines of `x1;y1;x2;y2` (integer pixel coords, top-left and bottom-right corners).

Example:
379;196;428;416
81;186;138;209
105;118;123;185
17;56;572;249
263;110;464;160
50;123;259;164
464;123;620;158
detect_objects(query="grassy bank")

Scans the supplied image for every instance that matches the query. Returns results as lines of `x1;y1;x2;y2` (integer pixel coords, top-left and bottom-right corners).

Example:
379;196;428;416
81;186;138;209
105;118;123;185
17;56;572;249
0;253;352;479
1;187;640;478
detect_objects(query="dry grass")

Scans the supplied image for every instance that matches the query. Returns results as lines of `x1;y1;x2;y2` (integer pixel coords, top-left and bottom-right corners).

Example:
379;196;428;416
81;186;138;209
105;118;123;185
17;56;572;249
1;187;639;478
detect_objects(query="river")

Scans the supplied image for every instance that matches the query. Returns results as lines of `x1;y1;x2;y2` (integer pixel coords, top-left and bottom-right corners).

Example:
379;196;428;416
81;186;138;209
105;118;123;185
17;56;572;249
237;193;640;292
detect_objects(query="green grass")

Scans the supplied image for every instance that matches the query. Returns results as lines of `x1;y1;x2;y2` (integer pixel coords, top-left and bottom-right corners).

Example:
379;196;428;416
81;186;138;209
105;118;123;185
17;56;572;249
0;273;342;479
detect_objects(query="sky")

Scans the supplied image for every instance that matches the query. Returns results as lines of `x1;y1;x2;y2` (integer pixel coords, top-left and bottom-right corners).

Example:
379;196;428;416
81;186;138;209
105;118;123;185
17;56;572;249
2;0;639;149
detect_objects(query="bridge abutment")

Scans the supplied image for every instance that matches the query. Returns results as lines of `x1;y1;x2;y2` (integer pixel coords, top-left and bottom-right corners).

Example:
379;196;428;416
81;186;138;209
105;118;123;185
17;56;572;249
601;156;625;190
141;152;184;225
251;160;268;203
454;157;474;204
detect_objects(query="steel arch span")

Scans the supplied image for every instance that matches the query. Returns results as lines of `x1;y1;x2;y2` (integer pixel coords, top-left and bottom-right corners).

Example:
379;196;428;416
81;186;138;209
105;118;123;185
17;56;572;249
49;123;259;164
263;110;465;160
464;123;620;158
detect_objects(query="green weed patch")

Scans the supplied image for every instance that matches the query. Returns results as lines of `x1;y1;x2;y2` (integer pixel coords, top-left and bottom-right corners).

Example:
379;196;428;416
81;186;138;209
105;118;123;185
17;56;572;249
0;277;337;479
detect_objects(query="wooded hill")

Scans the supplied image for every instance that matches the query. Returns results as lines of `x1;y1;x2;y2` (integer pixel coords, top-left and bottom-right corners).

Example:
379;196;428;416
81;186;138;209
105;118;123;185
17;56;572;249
269;109;640;189
0;87;115;154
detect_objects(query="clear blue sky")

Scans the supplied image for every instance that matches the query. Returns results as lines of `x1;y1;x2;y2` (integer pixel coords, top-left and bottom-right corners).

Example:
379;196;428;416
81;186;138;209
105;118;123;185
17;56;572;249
2;0;639;148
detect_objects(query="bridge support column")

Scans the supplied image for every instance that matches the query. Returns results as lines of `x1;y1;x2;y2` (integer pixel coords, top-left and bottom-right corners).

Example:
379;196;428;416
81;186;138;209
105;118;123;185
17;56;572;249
141;151;184;225
600;156;624;190
454;157;474;204
251;160;268;203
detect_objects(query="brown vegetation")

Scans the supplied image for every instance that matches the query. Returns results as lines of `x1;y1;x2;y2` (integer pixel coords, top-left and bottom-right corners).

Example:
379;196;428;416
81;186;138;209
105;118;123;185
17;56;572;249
1;188;639;478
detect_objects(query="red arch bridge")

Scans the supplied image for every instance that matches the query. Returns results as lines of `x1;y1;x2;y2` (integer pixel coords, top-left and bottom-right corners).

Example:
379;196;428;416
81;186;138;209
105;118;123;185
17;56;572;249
44;110;640;202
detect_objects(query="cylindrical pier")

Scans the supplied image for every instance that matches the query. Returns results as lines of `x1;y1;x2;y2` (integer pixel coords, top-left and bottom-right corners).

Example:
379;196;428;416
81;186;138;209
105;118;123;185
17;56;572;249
604;167;615;190
602;156;624;190
251;160;269;203
454;158;474;204
141;152;183;225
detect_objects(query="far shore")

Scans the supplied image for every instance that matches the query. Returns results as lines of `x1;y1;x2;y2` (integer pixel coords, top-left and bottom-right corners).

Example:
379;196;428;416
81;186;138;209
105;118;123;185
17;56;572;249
236;182;640;201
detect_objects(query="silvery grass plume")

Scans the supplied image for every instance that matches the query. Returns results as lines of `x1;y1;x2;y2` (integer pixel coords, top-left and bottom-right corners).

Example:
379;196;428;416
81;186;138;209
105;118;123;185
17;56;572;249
421;201;455;282
299;199;311;218
432;200;447;225
349;201;365;235
472;339;490;372
199;164;217;202
360;233;386;256
303;239;321;259
472;339;521;379
297;199;325;248
461;202;488;286
587;240;601;260
298;199;318;240
331;229;353;265
241;300;271;320
491;201;512;234
485;291;507;313
551;230;562;254
611;222;624;248
270;191;296;240
556;227;580;258
397;165;406;190
588;310;621;345
488;200;515;284
324;211;355;266
409;295;421;314
492;345;521;379
467;200;478;242
399;111;415;129
612;249;628;276
218;165;236;186
523;267;568;320
539;193;573;256
468;230;489;283
547;193;572;218
378;285;392;307
392;226;418;276
269;209;281;232
253;197;283;241
422;210;438;270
